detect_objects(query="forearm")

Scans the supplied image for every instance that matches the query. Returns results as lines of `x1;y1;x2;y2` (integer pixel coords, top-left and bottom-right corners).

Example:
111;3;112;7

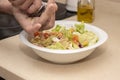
0;0;13;14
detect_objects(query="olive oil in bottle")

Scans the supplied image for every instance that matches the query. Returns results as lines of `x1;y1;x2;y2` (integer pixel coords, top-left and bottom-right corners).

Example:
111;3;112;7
77;0;95;23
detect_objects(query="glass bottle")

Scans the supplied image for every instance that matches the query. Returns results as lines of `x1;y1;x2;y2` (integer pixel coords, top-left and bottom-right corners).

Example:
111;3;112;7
77;0;95;23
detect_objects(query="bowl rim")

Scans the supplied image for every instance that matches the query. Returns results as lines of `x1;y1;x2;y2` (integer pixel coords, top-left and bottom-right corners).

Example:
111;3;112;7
19;20;108;54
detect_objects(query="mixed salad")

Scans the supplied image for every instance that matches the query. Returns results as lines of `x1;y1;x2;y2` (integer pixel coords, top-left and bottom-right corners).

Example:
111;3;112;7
30;22;98;50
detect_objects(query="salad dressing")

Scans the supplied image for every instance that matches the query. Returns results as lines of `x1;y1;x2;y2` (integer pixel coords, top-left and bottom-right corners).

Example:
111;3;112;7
77;0;95;23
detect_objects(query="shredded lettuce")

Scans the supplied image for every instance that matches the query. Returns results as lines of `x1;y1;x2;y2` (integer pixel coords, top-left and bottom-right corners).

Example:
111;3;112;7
31;22;99;50
75;21;85;34
47;42;65;49
52;25;62;32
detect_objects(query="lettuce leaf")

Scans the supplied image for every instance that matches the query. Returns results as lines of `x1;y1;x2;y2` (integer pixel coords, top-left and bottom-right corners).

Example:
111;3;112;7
75;22;85;34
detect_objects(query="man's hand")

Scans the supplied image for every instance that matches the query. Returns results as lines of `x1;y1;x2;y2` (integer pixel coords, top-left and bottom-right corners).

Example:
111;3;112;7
12;0;58;35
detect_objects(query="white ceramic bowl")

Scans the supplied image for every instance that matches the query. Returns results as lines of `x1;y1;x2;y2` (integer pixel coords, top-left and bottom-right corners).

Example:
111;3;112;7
19;20;108;64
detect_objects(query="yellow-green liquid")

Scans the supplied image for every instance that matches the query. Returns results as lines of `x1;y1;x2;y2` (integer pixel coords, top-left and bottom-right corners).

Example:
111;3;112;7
77;5;94;23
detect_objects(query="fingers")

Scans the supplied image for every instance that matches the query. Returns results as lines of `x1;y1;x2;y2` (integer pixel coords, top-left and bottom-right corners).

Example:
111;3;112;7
40;13;55;30
13;7;41;35
19;0;34;11
27;0;42;14
40;4;55;23
9;0;34;11
31;1;58;31
47;13;55;29
39;2;57;30
11;0;58;35
47;0;58;11
8;0;25;6
9;0;43;14
36;3;56;30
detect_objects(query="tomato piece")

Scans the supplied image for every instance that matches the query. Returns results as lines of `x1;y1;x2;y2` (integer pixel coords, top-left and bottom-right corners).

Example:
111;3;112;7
72;35;79;44
43;32;50;39
72;35;79;41
34;32;40;37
